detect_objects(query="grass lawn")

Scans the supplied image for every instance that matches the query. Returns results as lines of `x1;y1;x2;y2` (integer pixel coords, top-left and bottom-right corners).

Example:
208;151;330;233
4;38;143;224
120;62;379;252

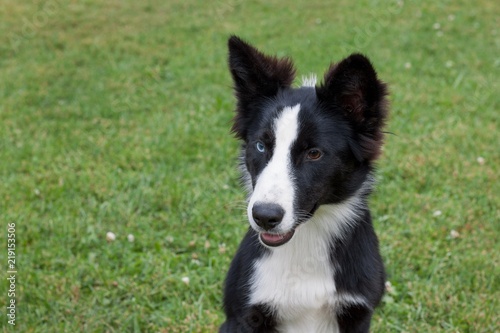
0;0;498;332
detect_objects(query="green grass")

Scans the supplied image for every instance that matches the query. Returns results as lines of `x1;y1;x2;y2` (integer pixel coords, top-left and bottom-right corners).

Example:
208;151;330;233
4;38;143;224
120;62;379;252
0;0;498;332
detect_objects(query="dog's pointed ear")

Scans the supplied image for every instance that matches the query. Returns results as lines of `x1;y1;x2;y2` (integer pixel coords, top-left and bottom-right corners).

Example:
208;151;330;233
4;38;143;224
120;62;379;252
228;36;296;139
316;54;389;161
228;36;295;98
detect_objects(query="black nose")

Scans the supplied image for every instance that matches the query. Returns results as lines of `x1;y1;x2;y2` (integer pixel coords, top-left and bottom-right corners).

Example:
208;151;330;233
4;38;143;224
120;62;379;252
252;203;285;231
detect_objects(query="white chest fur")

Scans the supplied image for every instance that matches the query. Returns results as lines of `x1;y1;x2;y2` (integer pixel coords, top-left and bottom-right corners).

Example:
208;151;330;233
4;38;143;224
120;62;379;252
248;195;369;332
248;204;353;333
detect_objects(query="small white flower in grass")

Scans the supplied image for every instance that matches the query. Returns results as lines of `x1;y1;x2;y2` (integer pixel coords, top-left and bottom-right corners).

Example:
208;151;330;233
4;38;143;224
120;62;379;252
477;156;485;165
445;60;454;68
433;210;442;217
106;231;116;242
404;62;412;69
450;230;460;239
383;281;397;304
127;234;135;242
433;22;441;30
385;281;395;294
448;14;455;21
166;236;174;243
181;276;190;285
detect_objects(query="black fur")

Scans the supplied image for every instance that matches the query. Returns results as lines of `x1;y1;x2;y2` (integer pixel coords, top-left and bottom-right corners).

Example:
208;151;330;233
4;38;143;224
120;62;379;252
221;36;389;333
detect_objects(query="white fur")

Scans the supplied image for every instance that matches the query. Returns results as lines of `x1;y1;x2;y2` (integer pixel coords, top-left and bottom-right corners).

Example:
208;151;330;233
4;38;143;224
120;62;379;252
245;102;373;331
249;195;369;332
301;74;317;87
247;104;301;232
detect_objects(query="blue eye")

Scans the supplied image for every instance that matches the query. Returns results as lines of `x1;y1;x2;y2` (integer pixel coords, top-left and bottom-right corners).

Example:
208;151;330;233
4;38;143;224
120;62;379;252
256;141;266;153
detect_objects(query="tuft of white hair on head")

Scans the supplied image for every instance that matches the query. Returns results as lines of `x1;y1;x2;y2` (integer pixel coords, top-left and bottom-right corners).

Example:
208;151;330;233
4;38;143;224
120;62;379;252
300;74;317;87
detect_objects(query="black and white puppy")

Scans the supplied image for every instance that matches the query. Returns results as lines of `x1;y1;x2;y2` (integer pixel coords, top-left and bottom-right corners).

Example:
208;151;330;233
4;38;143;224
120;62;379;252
220;35;389;333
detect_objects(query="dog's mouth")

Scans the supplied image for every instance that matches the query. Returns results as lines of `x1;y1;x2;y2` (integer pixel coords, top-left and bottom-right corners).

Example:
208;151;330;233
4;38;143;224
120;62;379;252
259;229;295;247
257;203;318;247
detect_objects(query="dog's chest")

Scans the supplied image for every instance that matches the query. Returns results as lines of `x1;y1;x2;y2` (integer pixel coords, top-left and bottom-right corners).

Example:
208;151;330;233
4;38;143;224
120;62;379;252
249;227;339;332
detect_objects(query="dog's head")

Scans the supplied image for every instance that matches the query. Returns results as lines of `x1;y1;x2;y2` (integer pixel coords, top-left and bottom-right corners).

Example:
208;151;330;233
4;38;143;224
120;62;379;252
228;36;388;247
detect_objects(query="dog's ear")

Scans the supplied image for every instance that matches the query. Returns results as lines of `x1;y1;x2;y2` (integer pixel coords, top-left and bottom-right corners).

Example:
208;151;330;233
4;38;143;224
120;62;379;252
228;35;295;98
228;36;296;139
316;54;388;161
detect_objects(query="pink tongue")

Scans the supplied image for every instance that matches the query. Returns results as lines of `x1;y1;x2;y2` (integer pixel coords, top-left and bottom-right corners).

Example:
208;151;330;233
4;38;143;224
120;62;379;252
261;233;283;242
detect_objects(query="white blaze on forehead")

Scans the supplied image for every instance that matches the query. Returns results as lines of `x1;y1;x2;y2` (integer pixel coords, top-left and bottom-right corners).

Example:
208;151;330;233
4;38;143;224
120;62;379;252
247;104;301;232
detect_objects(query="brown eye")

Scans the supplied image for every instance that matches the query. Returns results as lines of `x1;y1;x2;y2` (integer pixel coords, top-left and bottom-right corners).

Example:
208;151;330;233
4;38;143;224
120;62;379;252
306;149;322;160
